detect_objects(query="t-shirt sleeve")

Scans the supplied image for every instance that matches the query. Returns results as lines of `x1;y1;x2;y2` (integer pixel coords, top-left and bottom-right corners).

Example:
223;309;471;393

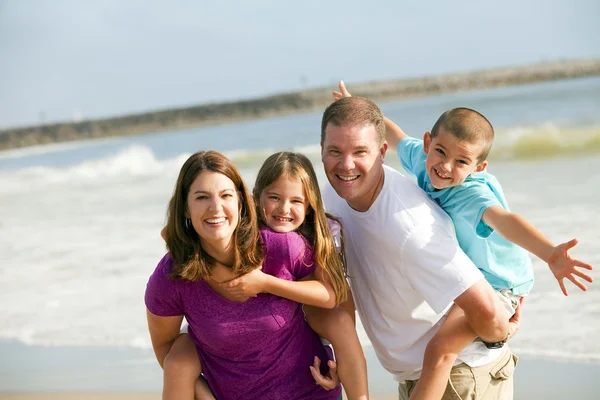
144;254;184;317
287;233;316;280
261;229;315;280
396;137;426;178
446;183;502;238
402;223;484;313
327;218;342;254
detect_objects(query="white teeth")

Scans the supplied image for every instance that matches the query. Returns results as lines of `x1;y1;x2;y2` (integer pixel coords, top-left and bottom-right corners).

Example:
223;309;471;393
206;218;226;224
274;216;292;222
434;168;450;179
338;175;358;181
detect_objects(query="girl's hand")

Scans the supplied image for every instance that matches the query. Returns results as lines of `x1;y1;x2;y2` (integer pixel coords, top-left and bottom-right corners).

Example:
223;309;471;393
220;266;269;300
547;238;594;296
332;80;352;101
309;356;340;390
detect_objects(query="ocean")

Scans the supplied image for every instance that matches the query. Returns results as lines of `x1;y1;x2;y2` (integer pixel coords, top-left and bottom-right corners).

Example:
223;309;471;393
1;76;599;364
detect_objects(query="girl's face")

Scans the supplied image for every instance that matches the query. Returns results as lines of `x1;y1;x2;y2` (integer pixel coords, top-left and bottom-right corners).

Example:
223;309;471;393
259;175;308;233
186;171;240;249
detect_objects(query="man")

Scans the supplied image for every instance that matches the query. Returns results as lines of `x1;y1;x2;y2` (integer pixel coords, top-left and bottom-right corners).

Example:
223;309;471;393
320;96;519;399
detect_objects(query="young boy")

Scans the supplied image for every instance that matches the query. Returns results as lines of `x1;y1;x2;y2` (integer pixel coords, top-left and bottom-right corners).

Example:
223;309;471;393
333;81;594;399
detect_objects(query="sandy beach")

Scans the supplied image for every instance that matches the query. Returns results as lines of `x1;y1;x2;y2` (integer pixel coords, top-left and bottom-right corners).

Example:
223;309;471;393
1;340;599;399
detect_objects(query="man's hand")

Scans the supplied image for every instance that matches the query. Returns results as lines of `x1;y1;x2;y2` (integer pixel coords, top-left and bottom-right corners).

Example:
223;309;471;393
309;356;339;390
219;266;268;300
547;238;594;296
332;80;352;101
507;297;524;341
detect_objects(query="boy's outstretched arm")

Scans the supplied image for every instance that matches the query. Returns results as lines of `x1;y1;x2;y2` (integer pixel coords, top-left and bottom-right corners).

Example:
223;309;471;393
332;81;409;150
482;206;594;295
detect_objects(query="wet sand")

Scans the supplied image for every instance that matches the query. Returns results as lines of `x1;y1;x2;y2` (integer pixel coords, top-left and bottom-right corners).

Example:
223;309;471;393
1;340;599;399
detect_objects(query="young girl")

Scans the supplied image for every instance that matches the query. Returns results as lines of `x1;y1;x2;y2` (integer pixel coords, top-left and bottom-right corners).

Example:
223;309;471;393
162;151;369;400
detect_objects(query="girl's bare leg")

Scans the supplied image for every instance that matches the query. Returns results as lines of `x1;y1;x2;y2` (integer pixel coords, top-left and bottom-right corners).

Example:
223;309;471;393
163;333;214;400
305;306;369;400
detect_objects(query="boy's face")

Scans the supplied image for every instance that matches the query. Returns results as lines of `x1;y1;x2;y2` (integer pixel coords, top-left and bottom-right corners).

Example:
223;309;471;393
423;127;487;190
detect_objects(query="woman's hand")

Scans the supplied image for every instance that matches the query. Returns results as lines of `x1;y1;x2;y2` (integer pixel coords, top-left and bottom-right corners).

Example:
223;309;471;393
220;266;269;300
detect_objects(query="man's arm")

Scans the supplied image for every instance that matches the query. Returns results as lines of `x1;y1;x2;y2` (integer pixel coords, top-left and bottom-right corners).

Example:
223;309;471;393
453;278;508;343
332;80;408;149
483;205;593;295
339;286;357;326
146;308;184;368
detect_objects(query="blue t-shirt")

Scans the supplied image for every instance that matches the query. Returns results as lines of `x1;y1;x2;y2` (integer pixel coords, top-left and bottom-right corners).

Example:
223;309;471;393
397;137;534;294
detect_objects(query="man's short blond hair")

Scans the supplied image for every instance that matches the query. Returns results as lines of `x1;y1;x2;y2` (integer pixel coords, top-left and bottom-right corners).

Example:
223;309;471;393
321;97;386;144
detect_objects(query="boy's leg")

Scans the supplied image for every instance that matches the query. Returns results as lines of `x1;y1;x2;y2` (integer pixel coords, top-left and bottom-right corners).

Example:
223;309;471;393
163;333;213;400
304;305;369;400
409;305;476;400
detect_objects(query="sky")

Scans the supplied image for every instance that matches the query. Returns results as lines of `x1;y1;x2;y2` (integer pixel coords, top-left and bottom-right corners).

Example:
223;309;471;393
0;0;599;128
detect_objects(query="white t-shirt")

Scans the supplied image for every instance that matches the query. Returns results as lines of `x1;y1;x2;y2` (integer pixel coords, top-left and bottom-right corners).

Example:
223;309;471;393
323;165;503;381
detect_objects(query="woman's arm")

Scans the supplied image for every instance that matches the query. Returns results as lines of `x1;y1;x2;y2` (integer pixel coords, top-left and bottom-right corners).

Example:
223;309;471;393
146;308;184;368
220;267;337;308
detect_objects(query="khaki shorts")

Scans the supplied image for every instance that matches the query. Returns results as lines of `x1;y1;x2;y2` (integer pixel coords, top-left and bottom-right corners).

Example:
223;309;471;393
496;289;522;318
398;347;518;400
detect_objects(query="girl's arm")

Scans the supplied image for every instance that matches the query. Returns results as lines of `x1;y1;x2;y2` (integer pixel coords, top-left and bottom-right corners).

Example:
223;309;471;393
146;309;184;367
482;206;593;295
219;267;337;308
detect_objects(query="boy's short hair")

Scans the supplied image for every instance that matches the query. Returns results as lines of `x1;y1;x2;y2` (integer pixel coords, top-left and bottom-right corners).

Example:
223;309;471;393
431;108;494;162
321;97;386;145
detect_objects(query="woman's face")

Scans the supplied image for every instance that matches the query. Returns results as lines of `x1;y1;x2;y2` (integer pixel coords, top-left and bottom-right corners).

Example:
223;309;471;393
186;171;240;249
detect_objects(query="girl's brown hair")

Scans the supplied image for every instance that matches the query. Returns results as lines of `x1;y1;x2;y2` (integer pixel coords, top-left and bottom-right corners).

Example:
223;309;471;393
165;150;263;281
253;152;348;305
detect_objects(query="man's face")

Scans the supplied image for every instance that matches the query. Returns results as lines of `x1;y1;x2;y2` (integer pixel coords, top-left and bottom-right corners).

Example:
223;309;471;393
321;123;387;211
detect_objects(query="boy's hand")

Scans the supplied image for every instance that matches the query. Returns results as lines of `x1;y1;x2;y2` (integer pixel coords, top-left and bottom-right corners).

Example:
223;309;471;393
309;356;340;390
220;266;268;299
548;238;593;296
332;80;352;101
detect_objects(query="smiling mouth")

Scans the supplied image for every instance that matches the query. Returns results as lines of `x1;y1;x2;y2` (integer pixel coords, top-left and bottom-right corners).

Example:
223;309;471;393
273;216;293;223
205;217;226;225
433;167;451;180
336;174;359;182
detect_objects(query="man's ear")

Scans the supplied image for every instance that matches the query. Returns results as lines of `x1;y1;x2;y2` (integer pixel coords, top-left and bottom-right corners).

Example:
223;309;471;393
475;160;488;172
423;132;432;153
379;141;388;160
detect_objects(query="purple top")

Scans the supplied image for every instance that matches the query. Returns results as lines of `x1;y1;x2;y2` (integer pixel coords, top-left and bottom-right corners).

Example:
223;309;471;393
145;227;341;400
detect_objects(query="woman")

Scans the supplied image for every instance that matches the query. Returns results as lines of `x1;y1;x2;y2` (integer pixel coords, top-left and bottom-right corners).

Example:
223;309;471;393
145;150;341;399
